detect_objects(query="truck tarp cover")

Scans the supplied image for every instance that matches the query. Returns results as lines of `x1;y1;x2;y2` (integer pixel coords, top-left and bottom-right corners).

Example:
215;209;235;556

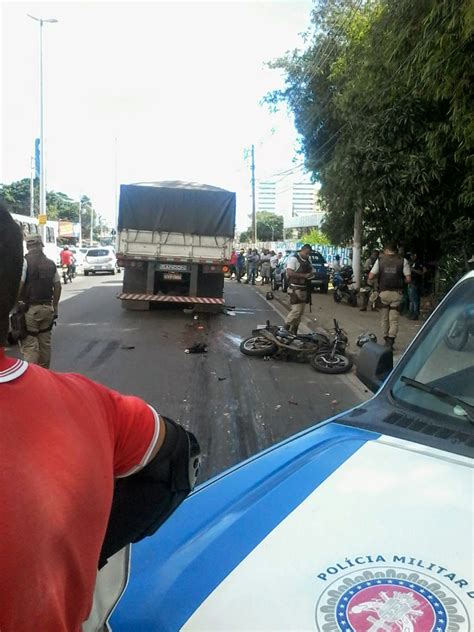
118;181;236;237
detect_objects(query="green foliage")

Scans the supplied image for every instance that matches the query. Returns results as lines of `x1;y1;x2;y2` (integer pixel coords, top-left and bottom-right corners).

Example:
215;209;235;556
0;178;109;242
240;212;284;242
300;227;331;246
0;179;38;215
267;0;474;269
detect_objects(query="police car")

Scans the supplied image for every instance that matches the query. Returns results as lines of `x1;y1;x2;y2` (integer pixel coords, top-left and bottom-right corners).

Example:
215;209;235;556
87;272;474;631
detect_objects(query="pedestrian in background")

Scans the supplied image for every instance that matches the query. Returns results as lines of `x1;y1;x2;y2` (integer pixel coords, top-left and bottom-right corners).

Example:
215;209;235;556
260;250;272;285
236;249;246;283
332;254;342;273
360;249;379;312
245;249;260;285
284;244;314;334
229;249;238;279
408;252;426;320
369;242;411;349
19;234;62;368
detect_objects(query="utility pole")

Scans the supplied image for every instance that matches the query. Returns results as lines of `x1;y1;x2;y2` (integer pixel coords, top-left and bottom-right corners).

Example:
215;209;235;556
78;198;82;247
30;156;35;217
28;15;58;227
114;136;118;229
251;144;256;245
90;205;94;246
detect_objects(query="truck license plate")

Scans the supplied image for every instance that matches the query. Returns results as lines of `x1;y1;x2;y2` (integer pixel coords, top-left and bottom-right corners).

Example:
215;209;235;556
163;273;182;281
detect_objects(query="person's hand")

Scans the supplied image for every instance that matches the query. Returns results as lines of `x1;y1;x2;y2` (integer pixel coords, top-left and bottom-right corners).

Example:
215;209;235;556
305;272;314;279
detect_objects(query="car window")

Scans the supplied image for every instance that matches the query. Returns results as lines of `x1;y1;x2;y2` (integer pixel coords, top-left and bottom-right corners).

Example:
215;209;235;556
87;249;110;257
391;277;474;423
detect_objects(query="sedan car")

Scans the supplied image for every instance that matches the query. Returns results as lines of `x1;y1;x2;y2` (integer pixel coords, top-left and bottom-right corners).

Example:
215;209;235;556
83;247;120;276
84;272;474;632
272;251;329;293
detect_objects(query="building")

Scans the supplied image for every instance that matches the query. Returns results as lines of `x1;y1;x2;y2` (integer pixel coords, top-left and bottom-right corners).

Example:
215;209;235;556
291;182;317;216
257;181;277;213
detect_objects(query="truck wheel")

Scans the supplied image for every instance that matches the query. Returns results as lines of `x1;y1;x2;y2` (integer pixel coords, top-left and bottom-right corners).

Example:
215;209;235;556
84;271;89;276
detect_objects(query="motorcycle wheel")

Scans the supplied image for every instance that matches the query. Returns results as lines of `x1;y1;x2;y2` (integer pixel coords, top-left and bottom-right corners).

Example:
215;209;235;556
271;277;279;291
240;337;277;357
444;319;468;351
333;289;342;303
310;351;353;374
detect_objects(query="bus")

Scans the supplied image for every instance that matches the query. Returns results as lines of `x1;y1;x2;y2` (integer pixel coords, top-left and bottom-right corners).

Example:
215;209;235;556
10;212;60;265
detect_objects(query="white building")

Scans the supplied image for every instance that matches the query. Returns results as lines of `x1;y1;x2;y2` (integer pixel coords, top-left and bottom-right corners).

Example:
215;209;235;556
257;181;277;213
291;182;317;216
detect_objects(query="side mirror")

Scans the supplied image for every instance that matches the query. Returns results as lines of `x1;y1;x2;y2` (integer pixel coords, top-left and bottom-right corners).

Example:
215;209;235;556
356;341;393;393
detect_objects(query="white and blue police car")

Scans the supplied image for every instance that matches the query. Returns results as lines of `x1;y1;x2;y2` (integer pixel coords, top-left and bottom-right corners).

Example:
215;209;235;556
86;272;474;632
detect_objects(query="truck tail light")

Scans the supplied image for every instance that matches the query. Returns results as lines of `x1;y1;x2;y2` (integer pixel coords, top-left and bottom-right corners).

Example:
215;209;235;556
222;265;229;273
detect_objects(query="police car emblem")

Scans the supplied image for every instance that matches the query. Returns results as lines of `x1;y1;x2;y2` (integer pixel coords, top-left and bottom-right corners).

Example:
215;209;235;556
315;568;469;631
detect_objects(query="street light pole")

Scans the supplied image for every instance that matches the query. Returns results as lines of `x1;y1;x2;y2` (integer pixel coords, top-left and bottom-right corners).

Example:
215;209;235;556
27;14;58;222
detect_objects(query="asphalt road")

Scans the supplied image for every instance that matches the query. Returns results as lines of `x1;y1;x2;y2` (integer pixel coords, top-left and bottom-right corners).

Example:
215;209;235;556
45;273;367;481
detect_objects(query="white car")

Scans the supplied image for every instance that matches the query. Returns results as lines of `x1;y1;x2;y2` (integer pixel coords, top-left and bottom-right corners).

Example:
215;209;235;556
83;247;120;276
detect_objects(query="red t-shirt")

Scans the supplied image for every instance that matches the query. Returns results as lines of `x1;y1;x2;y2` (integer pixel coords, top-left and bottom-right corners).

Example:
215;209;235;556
60;250;74;266
0;349;158;631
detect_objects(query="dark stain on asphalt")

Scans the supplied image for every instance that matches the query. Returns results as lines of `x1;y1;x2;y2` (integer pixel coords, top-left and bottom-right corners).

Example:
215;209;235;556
92;340;121;367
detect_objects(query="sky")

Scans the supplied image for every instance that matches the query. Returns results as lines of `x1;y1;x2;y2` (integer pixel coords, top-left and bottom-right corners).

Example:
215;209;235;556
1;0;313;229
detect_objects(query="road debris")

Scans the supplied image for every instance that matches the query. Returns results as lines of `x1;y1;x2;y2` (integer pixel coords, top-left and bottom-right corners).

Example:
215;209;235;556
121;345;135;350
288;400;298;405
185;343;208;354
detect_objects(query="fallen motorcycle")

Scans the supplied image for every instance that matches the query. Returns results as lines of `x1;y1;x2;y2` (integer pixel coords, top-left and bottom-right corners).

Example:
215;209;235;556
310;319;353;374
240;319;353;374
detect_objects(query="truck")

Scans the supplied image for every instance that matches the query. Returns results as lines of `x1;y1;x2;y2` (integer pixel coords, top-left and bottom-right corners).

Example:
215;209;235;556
116;181;236;311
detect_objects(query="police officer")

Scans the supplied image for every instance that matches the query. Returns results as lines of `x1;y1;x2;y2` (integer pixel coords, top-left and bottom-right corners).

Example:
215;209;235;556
19;233;61;368
369;242;411;349
285;244;314;334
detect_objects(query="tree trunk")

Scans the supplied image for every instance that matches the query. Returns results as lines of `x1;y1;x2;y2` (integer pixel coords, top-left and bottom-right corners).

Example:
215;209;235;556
352;208;362;289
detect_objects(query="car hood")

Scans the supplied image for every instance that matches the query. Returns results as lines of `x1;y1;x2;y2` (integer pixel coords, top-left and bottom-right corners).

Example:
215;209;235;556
111;421;473;630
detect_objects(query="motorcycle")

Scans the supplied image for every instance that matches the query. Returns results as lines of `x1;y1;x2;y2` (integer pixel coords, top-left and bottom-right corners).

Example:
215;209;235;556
240;319;353;374
309;319;353;374
332;265;358;307
62;264;74;284
444;305;474;351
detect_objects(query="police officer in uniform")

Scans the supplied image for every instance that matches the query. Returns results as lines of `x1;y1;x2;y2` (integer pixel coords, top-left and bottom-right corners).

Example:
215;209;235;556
369;242;411;349
19;234;61;368
285;244;314;334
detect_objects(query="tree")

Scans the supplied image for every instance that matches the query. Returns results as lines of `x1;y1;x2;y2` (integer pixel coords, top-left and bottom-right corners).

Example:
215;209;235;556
267;0;474;269
300;227;330;246
240;212;284;243
0;178;37;216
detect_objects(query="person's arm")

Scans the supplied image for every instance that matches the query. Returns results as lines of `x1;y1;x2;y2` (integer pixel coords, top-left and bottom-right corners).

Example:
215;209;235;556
403;259;412;285
17;259;27;301
368;259;379;282
52;273;62;315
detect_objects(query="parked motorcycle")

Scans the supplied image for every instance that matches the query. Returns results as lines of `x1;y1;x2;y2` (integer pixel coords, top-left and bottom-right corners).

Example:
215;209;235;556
444;305;474;351
309;319;353;374
240;319;353;373
333;265;358;307
62;264;74;284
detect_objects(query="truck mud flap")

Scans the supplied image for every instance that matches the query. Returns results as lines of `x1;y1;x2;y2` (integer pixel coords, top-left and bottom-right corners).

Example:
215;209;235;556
118;293;225;305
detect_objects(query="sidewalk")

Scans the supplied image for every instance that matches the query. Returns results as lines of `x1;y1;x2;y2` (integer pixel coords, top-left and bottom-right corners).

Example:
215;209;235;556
250;282;423;361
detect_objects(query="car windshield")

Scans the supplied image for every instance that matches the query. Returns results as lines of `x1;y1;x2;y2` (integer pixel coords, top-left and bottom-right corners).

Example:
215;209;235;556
87;249;109;257
391;276;474;424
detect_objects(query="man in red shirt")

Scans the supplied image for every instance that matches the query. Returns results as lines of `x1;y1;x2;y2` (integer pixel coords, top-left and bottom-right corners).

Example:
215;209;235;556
60;245;74;267
0;205;200;631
